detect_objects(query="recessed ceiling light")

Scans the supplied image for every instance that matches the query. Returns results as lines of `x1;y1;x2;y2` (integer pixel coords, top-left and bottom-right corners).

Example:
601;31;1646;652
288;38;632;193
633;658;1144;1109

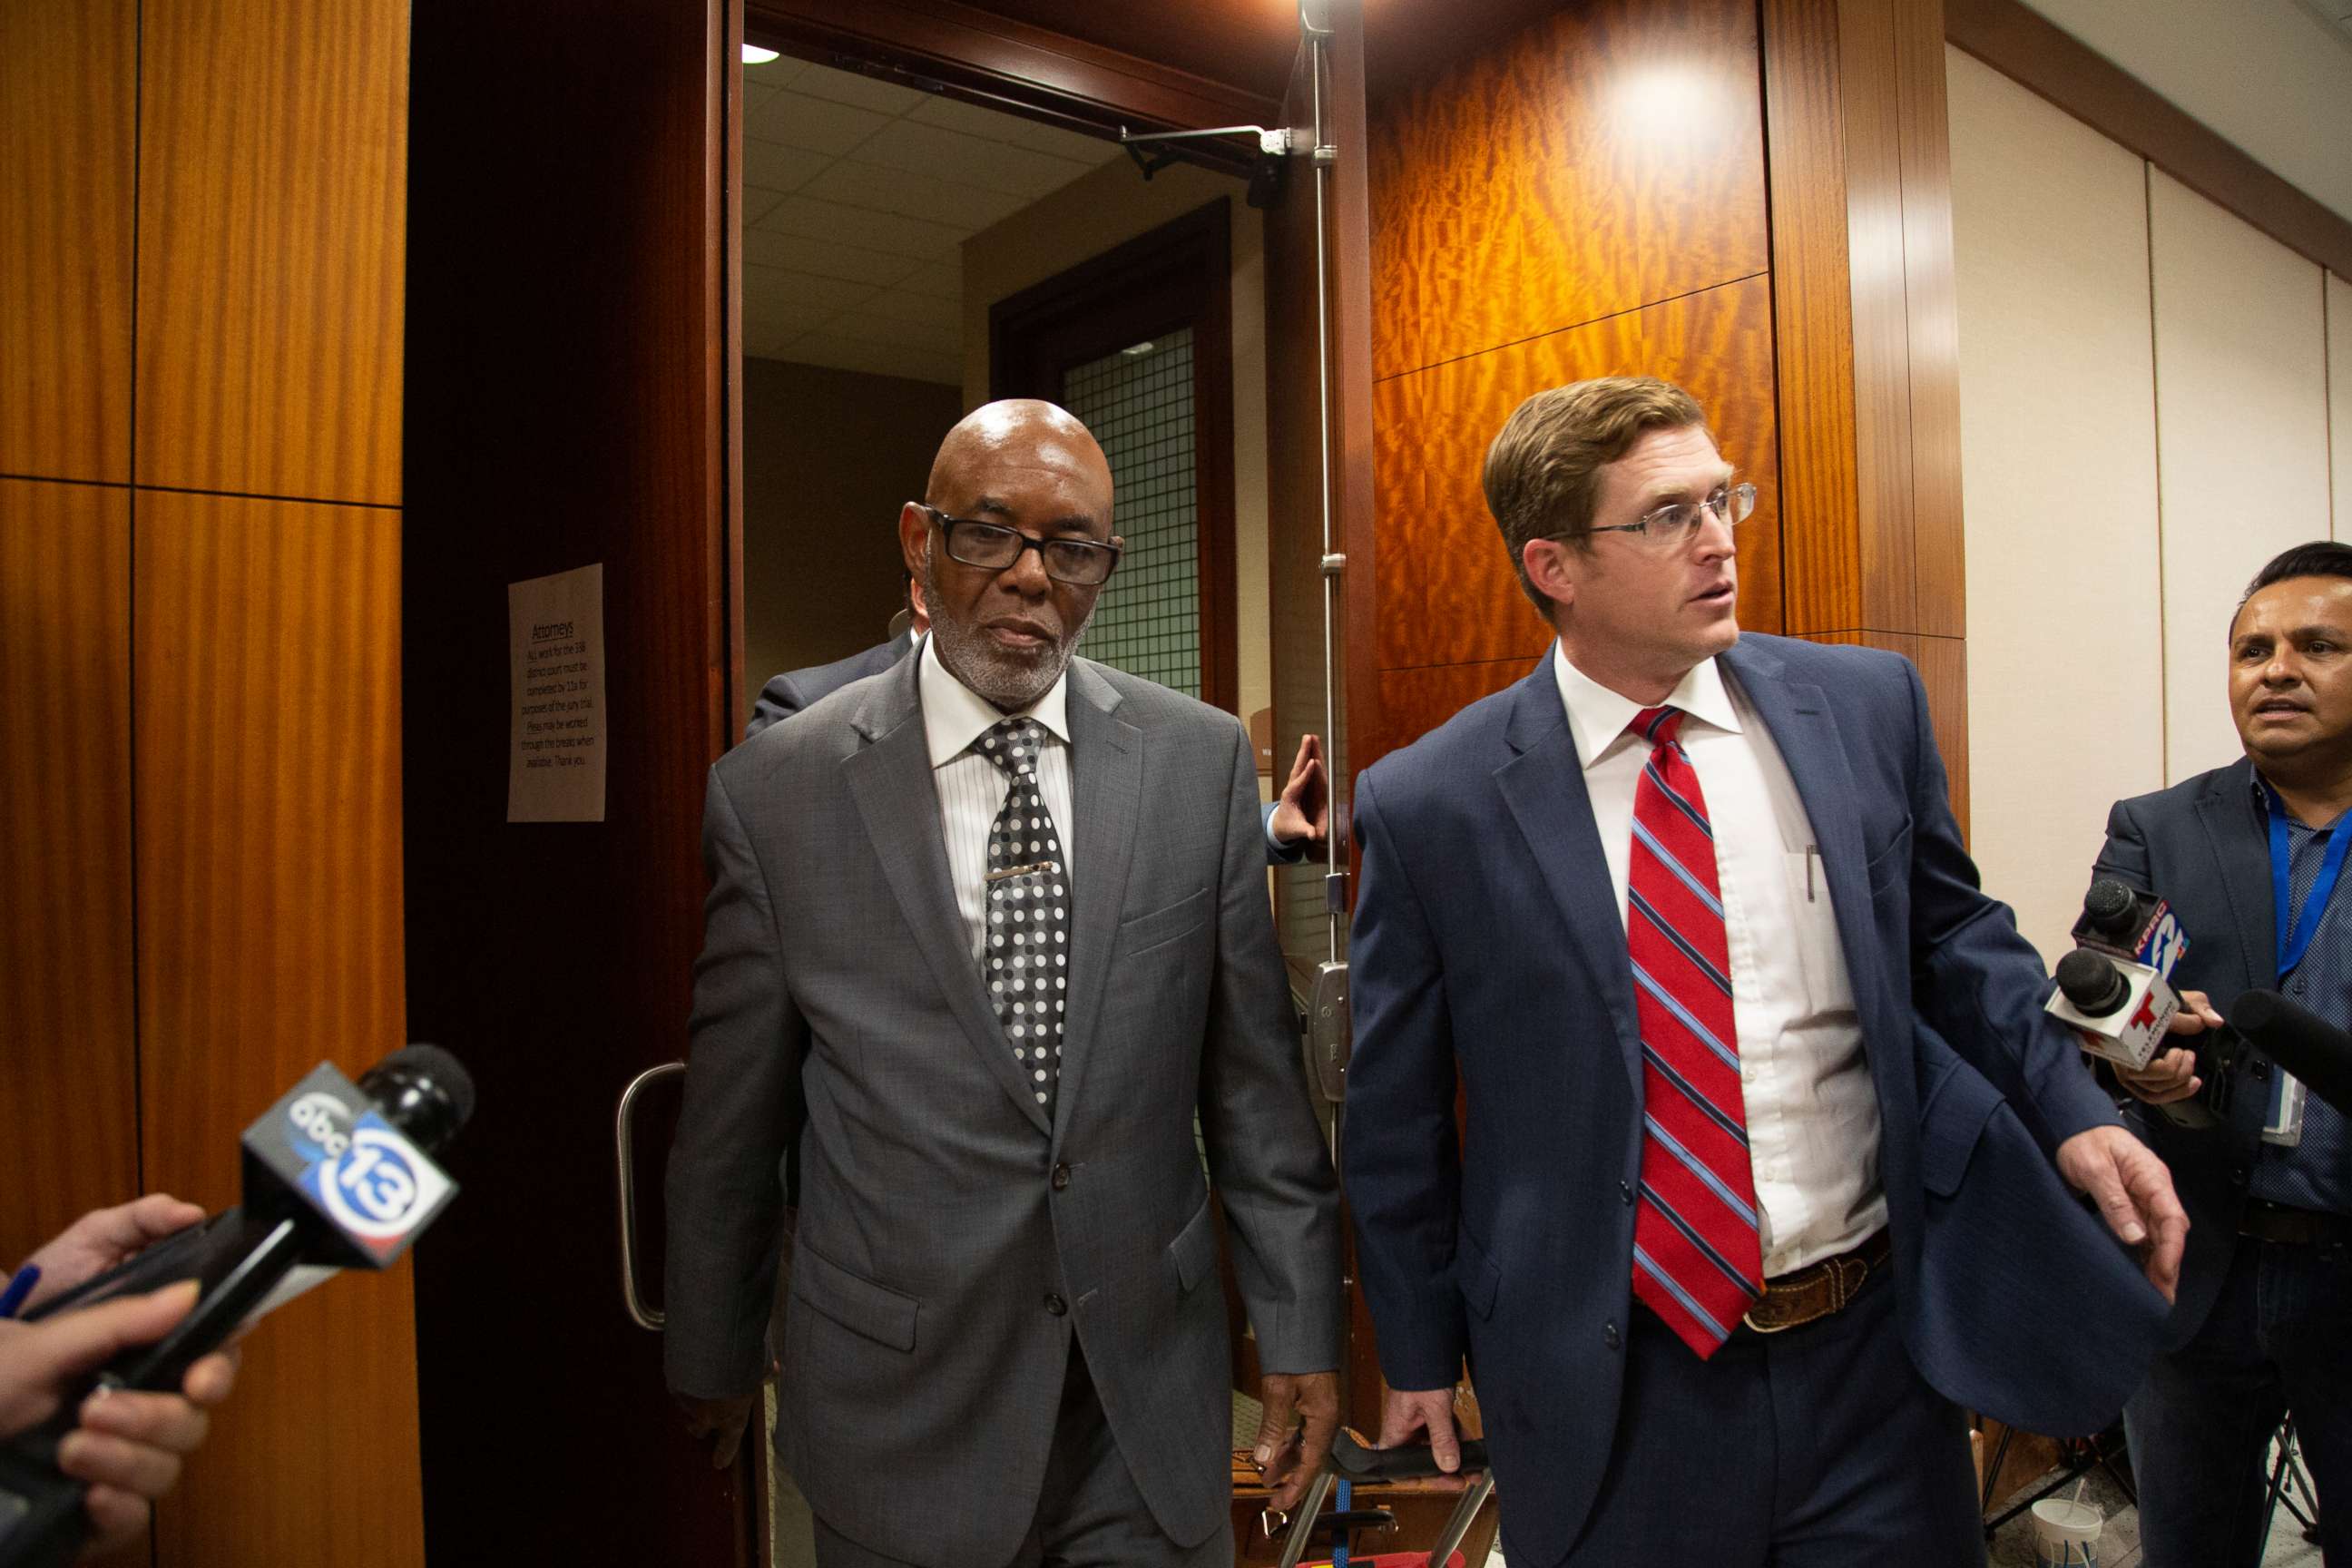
741;44;781;64
1120;340;1157;358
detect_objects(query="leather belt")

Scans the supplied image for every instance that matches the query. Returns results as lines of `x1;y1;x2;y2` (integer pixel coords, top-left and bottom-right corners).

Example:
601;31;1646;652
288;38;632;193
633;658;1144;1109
2239;1199;2350;1247
1741;1229;1891;1334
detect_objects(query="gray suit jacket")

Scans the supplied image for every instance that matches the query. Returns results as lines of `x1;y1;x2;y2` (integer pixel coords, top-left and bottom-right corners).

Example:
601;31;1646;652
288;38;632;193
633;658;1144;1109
666;652;1342;1565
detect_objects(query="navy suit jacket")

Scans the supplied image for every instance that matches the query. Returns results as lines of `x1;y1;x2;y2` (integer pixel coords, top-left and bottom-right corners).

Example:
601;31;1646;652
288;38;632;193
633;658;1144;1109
2092;757;2280;1351
744;631;916;741
1342;633;2169;1558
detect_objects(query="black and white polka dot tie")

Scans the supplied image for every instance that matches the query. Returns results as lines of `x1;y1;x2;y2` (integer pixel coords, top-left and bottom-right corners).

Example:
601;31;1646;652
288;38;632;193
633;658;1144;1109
978;718;1070;1115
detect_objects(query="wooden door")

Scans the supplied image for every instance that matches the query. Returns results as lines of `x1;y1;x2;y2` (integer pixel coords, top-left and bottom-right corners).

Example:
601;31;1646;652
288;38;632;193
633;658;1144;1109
399;0;750;1561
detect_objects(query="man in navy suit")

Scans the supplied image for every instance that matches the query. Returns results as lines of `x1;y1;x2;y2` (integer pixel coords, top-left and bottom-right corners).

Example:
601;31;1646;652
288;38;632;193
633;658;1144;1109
2092;540;2352;1568
1341;377;2185;1565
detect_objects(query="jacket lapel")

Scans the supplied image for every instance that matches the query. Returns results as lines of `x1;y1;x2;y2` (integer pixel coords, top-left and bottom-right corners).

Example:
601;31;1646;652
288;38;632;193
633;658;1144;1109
1492;662;1645;1102
1050;661;1140;1141
841;656;1052;1136
2196;758;2275;993
1720;640;1912;1109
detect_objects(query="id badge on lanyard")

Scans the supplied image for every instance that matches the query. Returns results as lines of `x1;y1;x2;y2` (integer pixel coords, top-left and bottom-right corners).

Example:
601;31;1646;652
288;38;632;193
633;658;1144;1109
2262;786;2348;1145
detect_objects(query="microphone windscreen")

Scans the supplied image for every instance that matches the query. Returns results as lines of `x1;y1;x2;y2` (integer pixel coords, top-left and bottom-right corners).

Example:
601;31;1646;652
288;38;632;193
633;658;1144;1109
2229;990;2352;1118
2082;878;2140;938
2056;948;2131;1014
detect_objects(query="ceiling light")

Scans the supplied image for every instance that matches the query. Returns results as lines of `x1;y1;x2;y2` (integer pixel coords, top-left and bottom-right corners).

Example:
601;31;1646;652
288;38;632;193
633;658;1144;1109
1120;340;1157;358
741;44;781;64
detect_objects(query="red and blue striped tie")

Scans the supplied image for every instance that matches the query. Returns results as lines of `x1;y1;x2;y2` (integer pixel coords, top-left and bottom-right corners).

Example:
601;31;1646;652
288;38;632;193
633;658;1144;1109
1625;706;1762;1357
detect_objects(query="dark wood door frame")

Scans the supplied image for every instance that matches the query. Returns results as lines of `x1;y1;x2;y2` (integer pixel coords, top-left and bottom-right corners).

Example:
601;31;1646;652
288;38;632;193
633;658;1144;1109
988;200;1241;717
745;0;1275;172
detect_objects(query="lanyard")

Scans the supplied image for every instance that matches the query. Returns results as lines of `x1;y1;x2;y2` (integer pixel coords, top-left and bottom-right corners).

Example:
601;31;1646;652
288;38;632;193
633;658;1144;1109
2265;784;2352;980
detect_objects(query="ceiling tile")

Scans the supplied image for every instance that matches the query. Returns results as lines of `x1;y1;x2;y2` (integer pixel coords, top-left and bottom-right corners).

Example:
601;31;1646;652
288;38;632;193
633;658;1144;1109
741;289;842;338
853;120;1100;200
825;306;960;353
748;91;891;157
745;232;924;287
779;331;963;387
855;289;961;330
740;264;886;312
1004;119;1125;165
896;260;963;301
788;63;931;115
906;94;1029;142
753;192;969;261
743;136;830;195
799;158;1030;232
740;57;806;92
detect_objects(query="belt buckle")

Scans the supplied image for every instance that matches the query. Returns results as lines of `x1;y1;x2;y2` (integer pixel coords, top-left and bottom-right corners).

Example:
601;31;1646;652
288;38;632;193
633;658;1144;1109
1740;1252;1867;1335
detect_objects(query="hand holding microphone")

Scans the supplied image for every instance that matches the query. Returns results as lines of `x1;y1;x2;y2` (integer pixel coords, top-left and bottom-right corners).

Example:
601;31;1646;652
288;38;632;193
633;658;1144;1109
2114;988;2225;1106
0;1046;474;1567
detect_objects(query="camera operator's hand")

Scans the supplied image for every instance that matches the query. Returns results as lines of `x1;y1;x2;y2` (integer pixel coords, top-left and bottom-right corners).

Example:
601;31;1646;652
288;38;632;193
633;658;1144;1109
0;1280;240;1557
2113;988;2224;1106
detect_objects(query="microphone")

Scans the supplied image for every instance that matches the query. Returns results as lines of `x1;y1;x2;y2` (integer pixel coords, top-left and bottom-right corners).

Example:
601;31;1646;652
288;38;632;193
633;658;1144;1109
0;1046;475;1568
2227;990;2352;1120
2045;879;2184;1072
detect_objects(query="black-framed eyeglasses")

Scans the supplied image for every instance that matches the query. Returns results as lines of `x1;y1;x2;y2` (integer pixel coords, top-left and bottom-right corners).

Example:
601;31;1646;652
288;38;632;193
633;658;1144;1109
1575;481;1759;551
922;505;1122;587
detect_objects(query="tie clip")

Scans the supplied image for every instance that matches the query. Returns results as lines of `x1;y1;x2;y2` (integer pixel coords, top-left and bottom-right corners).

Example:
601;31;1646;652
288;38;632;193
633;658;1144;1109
986;860;1056;883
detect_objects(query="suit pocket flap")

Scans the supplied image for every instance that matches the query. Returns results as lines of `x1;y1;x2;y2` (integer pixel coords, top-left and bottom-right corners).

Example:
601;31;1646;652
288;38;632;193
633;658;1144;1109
1169;1197;1218;1292
1918;1058;2004;1198
791;1242;919;1352
1455;1226;1502;1320
1120;887;1209;957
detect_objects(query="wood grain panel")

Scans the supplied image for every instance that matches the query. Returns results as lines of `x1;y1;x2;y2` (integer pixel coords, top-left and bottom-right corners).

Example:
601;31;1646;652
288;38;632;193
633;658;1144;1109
1836;0;1918;634
1370;274;1783;674
134;489;417;1568
402;0;743;1552
1805;630;1968;838
135;0;407;505
1761;0;1863;636
0;0;134;484
1379;657;1536;758
1367;0;1769;381
1894;0;1965;640
0;481;137;1265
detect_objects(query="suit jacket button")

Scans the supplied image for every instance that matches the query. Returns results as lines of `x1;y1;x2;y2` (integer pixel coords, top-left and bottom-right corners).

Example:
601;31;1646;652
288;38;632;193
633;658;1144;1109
1603;1321;1622;1349
1045;1293;1068;1317
1619;1181;1633;1206
2253;1062;2272;1082
2231;1165;2249;1187
1052;1162;1072;1191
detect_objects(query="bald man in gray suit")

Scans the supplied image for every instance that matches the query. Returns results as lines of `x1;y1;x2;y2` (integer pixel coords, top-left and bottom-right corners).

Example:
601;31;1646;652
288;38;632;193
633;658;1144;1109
666;400;1342;1568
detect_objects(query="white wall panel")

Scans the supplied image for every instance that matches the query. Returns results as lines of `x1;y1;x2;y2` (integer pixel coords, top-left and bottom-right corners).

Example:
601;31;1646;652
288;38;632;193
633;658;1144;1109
2151;170;2332;783
1950;48;2163;961
2333;271;2350;538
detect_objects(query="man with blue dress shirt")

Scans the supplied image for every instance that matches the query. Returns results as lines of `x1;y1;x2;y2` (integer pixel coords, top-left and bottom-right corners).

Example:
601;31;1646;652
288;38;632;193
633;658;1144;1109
2094;539;2352;1567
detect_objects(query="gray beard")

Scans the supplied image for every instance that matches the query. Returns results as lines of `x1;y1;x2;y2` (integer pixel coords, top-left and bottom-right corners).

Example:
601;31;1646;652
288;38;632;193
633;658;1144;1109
922;550;1098;712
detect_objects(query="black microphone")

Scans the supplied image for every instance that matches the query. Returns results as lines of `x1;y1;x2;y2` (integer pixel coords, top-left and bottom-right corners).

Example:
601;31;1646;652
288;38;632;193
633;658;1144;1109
0;1046;475;1568
2228;991;2352;1119
2055;948;2134;1015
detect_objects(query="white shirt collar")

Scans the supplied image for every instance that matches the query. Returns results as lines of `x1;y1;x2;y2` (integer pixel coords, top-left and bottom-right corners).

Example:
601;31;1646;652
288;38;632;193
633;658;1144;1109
1551;641;1742;771
918;633;1073;769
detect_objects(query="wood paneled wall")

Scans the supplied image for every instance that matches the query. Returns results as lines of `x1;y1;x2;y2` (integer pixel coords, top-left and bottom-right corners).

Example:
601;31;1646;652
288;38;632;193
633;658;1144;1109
0;0;416;1563
1366;0;1969;826
1367;0;1780;760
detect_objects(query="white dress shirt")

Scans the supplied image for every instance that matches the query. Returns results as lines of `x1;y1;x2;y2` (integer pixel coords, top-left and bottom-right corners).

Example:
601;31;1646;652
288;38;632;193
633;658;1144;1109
1553;643;1887;1276
920;636;1078;964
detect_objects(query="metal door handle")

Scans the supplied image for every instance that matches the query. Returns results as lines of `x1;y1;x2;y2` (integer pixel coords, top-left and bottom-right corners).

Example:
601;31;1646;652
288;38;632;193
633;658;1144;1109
615;1061;685;1330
